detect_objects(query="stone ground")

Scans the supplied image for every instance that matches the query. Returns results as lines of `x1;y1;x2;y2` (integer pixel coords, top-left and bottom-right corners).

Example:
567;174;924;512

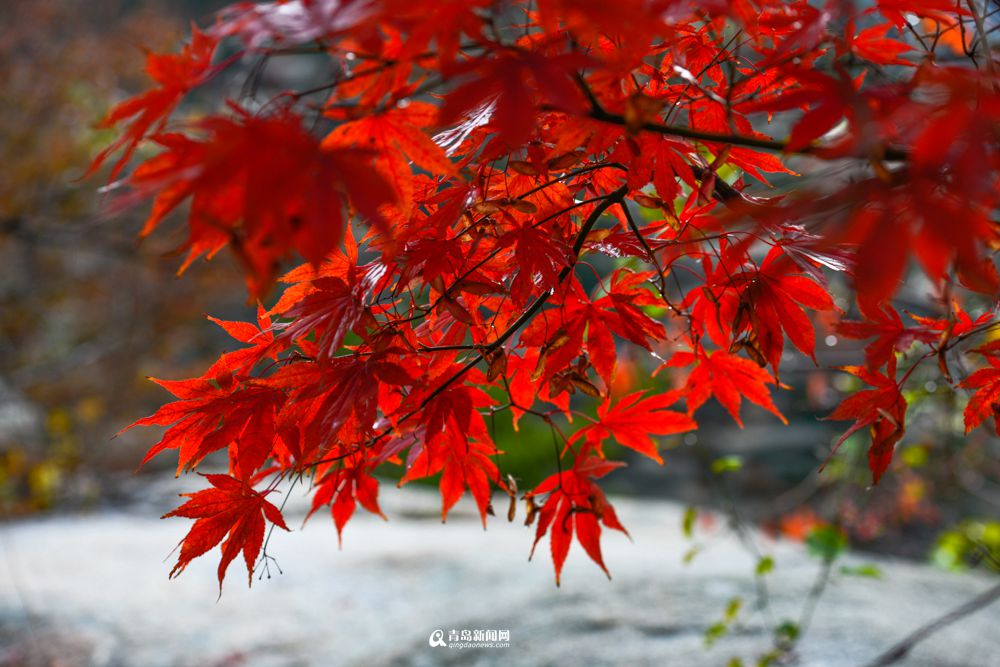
0;484;997;667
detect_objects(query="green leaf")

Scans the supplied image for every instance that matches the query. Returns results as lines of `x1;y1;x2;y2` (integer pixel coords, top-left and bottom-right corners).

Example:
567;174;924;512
900;445;928;468
682;505;697;538
806;525;848;561
683;546;701;565
839;564;882;579
755;555;774;576
711;456;743;474
756;651;781;667
704;621;727;647
724;596;742;622
775;620;800;644
932;520;1000;572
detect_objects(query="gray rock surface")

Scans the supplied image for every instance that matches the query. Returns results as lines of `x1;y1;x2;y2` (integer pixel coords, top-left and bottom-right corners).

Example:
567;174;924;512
0;486;997;667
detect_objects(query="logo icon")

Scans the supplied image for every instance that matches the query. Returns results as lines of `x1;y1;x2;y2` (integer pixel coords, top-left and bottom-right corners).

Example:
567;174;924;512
428;629;447;648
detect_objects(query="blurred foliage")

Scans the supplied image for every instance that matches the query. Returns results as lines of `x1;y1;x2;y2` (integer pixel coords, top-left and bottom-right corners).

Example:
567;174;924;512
779;333;1000;573
0;0;251;514
0;2;180;219
805;525;848;562
932;520;1000;573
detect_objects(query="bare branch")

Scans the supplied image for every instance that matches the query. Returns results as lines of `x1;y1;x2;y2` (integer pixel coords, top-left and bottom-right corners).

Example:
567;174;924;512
861;581;1000;667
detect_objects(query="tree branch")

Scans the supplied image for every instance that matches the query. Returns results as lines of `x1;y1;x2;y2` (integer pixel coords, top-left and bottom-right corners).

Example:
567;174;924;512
860;581;1000;667
587;102;909;163
303;186;628;469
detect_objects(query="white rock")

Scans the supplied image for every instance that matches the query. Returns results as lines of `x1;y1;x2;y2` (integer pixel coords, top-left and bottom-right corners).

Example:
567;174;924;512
0;488;996;666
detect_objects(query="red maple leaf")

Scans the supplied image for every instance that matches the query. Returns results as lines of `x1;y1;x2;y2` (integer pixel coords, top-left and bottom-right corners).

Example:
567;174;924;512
665;349;788;427
738;69;861;153
120;108;393;297
527;456;629;585
164;474;289;588
836;304;938;371
400;381;503;525
88;27;218;179
826;358;907;484
267;352;416;462
846;184;999;315
439;49;591;147
501;222;572;306
521;270;665;386
686;245;836;372
323;101;457;216
308;459;387;546
846;23;912;66
958;348;1000;435
272;276;374;361
126;372;285;477
571;391;696;464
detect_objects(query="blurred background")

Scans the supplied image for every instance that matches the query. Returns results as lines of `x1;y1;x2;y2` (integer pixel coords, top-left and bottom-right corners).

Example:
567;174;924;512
1;2;999;666
0;0;247;509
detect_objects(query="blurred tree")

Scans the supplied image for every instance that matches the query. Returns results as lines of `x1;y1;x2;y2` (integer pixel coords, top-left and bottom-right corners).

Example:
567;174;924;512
0;0;249;512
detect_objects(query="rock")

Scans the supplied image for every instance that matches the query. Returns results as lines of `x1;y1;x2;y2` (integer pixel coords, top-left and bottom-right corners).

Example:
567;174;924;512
0;487;996;666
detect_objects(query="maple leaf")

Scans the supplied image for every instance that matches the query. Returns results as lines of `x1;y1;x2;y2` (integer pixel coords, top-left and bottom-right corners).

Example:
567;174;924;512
908;300;995;340
88;27;218;179
399;382;502;525
121;109;393;297
958;351;1000;435
836;304;938;371
163;474;289;589
595;269;668;350
439;49;591;147
846;23;912;66
846;184;999;314
571;391;696;464
502;222;572;306
621;135;697;203
536;0;668;45
308;463;387;546
205;303;282;376
874;0;961;27
323;102;457;216
389;0;492;67
127;373;284;477
732;247;837;370
685;245;836;373
272;276;373;361
738;69;859;153
520;271;666;387
527;456;628;585
269;353;416;460
665;350;787;428
506;349;571;429
826;359;907;484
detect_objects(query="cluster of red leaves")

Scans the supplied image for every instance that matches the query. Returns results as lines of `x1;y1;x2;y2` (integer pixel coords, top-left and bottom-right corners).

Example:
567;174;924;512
96;0;1000;588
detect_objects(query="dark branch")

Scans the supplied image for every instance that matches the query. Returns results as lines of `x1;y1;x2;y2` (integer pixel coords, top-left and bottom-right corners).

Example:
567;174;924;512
586;102;909;163
860;581;1000;667
303;186;628;470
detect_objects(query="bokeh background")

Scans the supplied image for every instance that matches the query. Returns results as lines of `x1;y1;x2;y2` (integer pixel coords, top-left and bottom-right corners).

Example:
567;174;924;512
1;0;247;507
